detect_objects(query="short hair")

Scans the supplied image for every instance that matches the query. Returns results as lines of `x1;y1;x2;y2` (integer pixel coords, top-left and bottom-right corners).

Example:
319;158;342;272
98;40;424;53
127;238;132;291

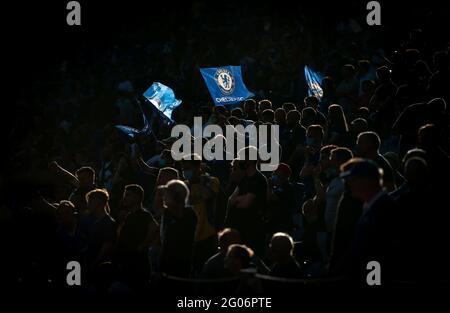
244;99;257;110
282;102;296;112
227;244;254;268
306;124;324;139
343;64;356;73
331;147;354;164
258;99;272;110
404;156;428;174
262;109;275;120
358;131;381;151
76;166;95;177
304;96;319;107
125;184;144;202
231;108;244;118
159;179;190;206
214;105;228;116
351;118;368;132
218;228;241;250
275;107;286;115
358;59;370;68
286;109;301;121
159;167;179;178
357;107;370;120
86;188;109;205
270;232;295;256
402;148;427;165
227;116;240;125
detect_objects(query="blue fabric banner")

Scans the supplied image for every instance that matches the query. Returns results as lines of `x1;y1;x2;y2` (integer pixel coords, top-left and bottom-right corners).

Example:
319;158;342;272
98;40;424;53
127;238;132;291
200;66;254;105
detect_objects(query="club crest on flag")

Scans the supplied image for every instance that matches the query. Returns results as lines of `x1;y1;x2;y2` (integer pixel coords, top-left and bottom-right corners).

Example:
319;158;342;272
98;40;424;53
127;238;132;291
214;68;235;94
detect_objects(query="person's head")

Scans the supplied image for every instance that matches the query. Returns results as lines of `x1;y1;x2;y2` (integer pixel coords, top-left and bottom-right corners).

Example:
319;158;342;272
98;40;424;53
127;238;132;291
122;184;144;210
243;99;257;114
376;66;391;83
56;200;77;227
402;148;427;166
227;116;240;126
258;99;272;112
328;104;349;132
419;123;442;150
86;189;109;215
306;124;324;147
224;244;254;275
301;107;316;127
181;153;202;181
76;166;95;188
356;107;370;120
261;109;275;123
286;110;301;128
275;108;286;125
156;167;179;186
340;158;383;201
350;118;368;135
214;105;229;118
282;102;297;112
319;145;338;170
271;163;292;186
231;108;244;119
328;147;353;178
404;157;429;189
218;228;241;252
158;179;190;210
356;131;381;158
269;232;294;263
246;110;258;121
342;64;356;80
304;96;319;110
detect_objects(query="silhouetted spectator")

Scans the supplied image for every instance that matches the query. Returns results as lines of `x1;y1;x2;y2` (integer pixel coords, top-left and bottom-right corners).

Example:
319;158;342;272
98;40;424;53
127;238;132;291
159;180;197;278
340;159;398;282
269;233;303;279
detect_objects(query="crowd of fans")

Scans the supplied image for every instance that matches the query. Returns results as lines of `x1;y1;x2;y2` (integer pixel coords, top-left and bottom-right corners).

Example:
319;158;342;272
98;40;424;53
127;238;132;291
2;3;449;296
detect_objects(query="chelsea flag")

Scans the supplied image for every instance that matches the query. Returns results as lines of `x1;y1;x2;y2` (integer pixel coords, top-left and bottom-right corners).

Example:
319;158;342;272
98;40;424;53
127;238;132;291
200;66;254;105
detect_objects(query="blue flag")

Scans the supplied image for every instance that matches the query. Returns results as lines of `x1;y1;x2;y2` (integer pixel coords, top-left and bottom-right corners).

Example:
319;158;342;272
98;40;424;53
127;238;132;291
304;65;323;100
200;66;254;106
143;82;182;124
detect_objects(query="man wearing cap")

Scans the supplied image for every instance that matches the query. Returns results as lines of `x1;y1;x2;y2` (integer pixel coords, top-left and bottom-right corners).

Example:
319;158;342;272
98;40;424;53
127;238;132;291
267;163;296;234
339;158;398;283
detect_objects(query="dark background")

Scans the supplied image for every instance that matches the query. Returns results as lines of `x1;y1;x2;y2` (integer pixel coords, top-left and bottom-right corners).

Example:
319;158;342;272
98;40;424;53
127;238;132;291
4;0;448;92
